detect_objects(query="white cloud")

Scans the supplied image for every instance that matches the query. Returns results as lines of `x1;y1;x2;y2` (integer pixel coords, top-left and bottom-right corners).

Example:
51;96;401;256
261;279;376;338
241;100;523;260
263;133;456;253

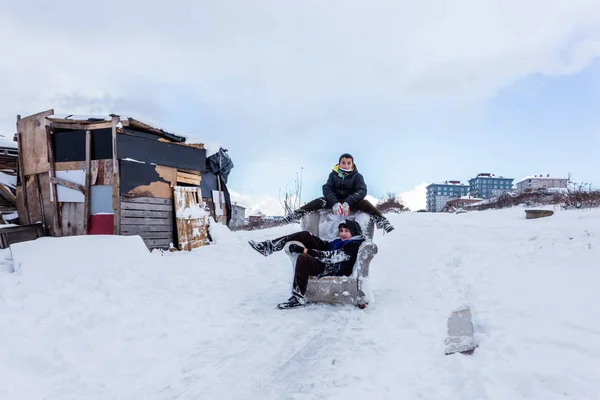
398;183;429;211
2;1;600;205
2;0;600;135
228;190;284;217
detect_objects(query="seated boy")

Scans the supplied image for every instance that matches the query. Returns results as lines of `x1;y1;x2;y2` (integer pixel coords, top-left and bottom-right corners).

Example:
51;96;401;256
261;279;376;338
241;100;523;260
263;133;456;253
248;219;365;309
284;153;394;233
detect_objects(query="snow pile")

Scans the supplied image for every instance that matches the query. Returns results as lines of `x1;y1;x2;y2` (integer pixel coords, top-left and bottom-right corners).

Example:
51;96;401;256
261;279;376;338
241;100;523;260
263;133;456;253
174;188;209;219
122;157;156;165
1;208;600;399
0;171;16;189
47;114;111;122
0;224;19;229
175;204;208;219
0;134;17;148
183;135;222;158
207;217;238;245
9;234;151;276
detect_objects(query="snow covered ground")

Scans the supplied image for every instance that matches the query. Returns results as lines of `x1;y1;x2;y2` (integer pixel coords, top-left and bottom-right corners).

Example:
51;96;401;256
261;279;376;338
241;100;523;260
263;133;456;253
1;206;599;399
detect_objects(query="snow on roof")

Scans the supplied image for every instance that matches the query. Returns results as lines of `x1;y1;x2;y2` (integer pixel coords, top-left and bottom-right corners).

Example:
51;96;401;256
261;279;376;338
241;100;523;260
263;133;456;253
0;135;17;149
428;181;469;187
0;171;17;190
516;175;567;183
46;114;225;152
47;114;112;122
45;113;232;158
177;134;222;158
471;175;513;180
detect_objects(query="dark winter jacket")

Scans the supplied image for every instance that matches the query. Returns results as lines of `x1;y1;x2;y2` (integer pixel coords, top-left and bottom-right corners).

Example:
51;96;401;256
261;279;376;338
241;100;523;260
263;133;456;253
307;236;365;277
322;164;367;207
306;219;365;277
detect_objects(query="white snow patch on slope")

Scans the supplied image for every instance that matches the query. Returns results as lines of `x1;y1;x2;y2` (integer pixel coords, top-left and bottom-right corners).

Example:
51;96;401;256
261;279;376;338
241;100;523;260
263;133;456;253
207;217;237;245
1;207;599;399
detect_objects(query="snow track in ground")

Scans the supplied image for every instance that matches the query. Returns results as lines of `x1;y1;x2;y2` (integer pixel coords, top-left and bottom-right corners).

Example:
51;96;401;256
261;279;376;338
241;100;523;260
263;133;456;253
1;207;599;399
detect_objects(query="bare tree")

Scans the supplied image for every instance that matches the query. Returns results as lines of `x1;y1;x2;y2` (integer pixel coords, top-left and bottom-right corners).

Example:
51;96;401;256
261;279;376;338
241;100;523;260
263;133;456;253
376;192;407;213
279;168;303;215
563;172;599;210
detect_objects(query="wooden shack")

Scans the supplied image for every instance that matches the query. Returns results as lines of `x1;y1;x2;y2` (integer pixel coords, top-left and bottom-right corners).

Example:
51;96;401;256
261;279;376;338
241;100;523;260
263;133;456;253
15;109;232;251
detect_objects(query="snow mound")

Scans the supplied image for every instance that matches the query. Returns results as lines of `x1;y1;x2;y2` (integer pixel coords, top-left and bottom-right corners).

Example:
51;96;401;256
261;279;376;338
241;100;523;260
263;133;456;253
10;235;150;276
0;171;16;190
0;207;599;399
207;217;238;245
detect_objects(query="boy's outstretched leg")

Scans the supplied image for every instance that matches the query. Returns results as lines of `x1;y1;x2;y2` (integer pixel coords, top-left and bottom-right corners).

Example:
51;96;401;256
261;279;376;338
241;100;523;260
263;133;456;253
351;200;395;233
248;238;285;256
283;197;328;223
248;231;326;257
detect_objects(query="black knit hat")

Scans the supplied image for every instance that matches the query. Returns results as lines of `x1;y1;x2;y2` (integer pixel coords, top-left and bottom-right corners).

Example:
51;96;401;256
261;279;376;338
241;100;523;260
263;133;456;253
338;153;354;163
339;219;362;237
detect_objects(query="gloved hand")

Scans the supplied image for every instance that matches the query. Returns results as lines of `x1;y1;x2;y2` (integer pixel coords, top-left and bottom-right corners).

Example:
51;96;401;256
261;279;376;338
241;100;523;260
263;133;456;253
332;202;343;215
288;244;305;254
342;202;350;216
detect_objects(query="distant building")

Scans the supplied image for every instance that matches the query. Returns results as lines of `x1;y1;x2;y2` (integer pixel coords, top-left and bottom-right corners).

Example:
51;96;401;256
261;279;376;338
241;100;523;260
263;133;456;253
468;173;514;199
444;196;484;210
248;211;265;223
228;203;247;229
426;181;469;212
515;174;568;193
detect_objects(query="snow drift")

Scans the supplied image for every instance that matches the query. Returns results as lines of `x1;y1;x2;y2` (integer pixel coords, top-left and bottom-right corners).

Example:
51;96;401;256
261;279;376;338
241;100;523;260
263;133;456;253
1;207;599;399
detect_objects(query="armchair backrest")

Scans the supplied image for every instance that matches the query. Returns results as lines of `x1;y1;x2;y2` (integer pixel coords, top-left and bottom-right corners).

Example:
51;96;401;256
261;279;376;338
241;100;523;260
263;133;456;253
300;210;375;241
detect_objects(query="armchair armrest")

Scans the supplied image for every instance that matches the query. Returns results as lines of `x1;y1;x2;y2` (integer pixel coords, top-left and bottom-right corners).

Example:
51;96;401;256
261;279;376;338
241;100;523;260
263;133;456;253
355;240;378;278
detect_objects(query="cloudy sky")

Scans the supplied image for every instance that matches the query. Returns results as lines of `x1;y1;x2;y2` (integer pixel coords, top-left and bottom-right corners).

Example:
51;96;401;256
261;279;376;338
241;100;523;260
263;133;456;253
2;1;599;214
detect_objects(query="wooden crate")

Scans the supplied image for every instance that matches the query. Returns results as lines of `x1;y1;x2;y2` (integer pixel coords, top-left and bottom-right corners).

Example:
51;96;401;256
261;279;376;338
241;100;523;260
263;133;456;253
174;186;209;251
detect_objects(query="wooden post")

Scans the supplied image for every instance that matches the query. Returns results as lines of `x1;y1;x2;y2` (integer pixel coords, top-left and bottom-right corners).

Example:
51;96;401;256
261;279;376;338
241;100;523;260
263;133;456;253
34;174;46;230
216;173;226;220
84;130;91;234
16;129;31;225
46;126;62;236
111;115;120;235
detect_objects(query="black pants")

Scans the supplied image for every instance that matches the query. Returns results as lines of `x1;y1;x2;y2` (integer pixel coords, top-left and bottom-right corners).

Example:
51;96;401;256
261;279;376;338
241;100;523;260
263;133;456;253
293;254;327;296
273;230;326;250
272;231;328;296
297;196;386;218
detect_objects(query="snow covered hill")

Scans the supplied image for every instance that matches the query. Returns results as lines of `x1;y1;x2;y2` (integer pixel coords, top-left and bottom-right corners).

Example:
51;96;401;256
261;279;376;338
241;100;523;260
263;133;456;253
1;207;599;399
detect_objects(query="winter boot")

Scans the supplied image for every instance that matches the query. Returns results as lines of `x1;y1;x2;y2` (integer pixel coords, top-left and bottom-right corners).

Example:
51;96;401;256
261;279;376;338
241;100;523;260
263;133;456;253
248;238;286;256
277;293;307;309
283;210;304;224
374;216;395;233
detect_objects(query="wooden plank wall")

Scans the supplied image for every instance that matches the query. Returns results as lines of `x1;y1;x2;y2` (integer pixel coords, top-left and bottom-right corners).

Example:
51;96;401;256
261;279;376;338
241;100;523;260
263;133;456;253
60;202;85;236
120;196;174;249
